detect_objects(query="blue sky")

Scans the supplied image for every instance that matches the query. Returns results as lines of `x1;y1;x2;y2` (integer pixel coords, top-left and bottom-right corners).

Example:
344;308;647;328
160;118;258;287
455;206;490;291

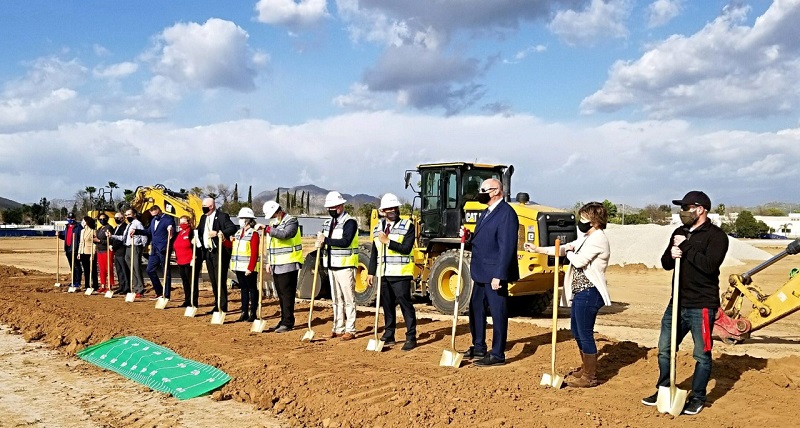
1;0;799;210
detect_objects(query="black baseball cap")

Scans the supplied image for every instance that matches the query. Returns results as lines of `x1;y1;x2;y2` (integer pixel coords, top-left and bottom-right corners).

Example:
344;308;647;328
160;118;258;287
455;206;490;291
67;212;75;219
672;191;711;211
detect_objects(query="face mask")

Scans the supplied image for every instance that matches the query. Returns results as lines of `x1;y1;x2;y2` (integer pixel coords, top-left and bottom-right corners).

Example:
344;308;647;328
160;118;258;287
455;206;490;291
679;209;698;227
81;221;86;227
385;210;399;222
180;221;189;229
476;192;491;204
202;206;211;214
114;218;123;224
126;216;134;222
328;209;339;218
577;221;592;233
99;218;108;226
238;219;246;228
67;219;74;224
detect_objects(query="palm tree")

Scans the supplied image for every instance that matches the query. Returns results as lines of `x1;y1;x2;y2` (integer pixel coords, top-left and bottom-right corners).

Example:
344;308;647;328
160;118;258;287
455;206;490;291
107;181;119;202
85;186;97;209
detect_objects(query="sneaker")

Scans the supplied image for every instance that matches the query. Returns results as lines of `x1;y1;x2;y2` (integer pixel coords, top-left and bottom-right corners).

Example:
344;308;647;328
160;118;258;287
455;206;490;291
641;392;658;407
341;332;356;341
149;295;161;301
135;293;143;299
274;325;290;333
682;398;704;415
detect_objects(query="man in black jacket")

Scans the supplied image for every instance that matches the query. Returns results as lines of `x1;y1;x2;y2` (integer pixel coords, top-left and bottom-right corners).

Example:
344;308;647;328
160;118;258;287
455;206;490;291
367;193;417;351
641;191;728;415
110;212;130;294
197;198;237;314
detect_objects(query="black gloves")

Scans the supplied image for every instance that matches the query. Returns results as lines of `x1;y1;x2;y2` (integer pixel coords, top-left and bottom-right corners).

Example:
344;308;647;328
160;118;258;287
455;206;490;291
787;239;800;255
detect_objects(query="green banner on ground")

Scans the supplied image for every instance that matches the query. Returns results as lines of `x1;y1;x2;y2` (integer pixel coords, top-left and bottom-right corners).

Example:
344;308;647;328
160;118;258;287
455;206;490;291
77;336;230;400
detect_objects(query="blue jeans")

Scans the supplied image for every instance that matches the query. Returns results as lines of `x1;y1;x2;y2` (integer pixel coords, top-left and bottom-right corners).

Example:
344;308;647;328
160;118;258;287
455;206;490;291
570;287;605;354
657;304;715;402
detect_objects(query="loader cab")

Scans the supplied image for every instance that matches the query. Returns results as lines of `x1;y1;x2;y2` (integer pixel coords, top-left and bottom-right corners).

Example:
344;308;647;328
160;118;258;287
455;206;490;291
413;162;508;245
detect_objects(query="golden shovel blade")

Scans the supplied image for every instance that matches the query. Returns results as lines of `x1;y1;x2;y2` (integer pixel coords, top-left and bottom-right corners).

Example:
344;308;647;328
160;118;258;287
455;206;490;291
84;288;94;296
210;311;226;325
300;329;315;342
366;338;384;352
183;306;197;317
104;290;113;299
154;297;169;309
439;349;463;368
250;319;268;333
540;372;564;389
124;292;136;302
67;286;77;293
54;282;61;288
656;385;688;416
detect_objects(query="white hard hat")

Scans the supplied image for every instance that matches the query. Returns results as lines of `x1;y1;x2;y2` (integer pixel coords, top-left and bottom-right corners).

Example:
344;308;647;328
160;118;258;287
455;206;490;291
262;201;280;219
379;193;401;210
237;207;255;219
324;191;347;208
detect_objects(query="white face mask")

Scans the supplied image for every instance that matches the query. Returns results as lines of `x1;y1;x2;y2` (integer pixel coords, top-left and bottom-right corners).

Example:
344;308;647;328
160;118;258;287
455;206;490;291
239;219;246;228
81;221;86;227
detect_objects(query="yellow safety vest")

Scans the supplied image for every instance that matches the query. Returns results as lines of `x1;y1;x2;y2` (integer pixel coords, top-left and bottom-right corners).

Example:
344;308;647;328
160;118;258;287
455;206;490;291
268;215;303;266
230;228;260;272
322;213;359;268
373;219;414;277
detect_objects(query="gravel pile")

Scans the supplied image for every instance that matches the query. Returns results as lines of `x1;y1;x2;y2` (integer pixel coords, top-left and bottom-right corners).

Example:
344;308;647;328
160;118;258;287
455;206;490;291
603;223;772;268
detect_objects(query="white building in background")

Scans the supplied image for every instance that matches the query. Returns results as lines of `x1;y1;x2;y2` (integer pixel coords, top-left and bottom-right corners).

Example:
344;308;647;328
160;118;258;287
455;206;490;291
670;212;800;238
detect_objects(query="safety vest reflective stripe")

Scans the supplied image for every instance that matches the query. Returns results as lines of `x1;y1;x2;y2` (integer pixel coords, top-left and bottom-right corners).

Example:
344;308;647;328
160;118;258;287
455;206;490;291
373;219;414;277
269;215;303;266
230;228;260;272
322;213;359;268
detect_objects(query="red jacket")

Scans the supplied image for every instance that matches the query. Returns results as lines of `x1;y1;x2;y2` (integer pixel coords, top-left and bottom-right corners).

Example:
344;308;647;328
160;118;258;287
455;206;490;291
174;226;195;265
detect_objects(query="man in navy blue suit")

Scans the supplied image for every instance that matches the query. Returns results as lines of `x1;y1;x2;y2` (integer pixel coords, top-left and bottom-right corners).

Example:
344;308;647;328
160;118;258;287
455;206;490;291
134;205;175;299
463;178;520;366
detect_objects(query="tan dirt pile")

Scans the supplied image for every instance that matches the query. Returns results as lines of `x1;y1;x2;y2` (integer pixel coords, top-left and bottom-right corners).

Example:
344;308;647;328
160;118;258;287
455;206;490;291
1;265;799;427
605;224;772;268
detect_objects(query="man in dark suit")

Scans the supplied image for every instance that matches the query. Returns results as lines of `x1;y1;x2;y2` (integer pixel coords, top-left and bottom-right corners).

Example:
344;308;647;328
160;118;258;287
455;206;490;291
134;205;175;299
196;197;237;314
58;212;83;288
463;178;520;366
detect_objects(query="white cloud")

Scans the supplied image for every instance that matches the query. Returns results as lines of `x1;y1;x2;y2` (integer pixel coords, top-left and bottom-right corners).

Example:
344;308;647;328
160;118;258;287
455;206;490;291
2;112;800;207
255;0;328;27
333;83;384;110
581;1;800;118
93;44;111;57
548;0;632;46
93;62;138;79
145;18;264;92
647;0;683;28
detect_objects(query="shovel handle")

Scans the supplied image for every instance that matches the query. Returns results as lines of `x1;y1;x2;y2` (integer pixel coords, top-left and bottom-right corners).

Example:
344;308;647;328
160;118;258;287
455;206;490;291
256;228;264;320
217;234;223;310
189;230;197;306
162;229;172;285
669;259;681;387
449;228;466;350
551;239;560;373
373;244;386;341
307;247;322;330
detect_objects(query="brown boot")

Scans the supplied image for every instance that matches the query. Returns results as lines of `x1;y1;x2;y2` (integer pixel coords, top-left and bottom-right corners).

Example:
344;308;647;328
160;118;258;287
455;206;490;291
569;351;585;378
569;353;597;388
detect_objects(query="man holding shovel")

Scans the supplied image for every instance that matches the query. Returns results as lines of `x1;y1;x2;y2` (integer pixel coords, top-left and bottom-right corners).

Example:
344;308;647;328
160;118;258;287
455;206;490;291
134;205;175;300
641;191;728;415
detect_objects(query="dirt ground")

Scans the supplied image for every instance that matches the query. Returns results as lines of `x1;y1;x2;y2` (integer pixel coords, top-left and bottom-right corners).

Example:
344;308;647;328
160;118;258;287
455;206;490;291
1;237;800;427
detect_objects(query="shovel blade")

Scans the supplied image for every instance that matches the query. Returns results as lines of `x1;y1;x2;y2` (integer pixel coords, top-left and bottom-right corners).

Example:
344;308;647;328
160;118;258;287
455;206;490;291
300;330;315;342
124;292;136;302
67;287;77;293
656;386;688;416
439;349;463;368
154;297;169;309
540;372;564;389
104;291;113;299
250;319;268;333
54;282;61;288
84;288;94;295
183;306;197;317
366;339;384;352
210;311;226;325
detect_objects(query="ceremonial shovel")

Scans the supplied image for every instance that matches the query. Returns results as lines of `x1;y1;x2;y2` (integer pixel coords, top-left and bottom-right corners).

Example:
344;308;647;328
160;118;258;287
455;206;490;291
439;227;466;368
656;259;689;416
154;229;172;309
540;239;564;389
210;235;226;325
54;233;62;287
300;248;322;342
104;236;114;298
184;232;198;317
125;237;137;302
251;228;268;333
84;240;96;295
366;244;387;352
67;238;77;293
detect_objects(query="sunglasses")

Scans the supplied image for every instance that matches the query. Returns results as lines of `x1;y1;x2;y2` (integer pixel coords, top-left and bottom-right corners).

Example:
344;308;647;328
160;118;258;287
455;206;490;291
479;187;497;193
681;204;699;211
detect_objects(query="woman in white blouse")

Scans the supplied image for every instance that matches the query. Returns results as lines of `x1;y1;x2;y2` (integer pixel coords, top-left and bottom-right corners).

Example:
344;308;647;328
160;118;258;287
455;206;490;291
525;202;610;388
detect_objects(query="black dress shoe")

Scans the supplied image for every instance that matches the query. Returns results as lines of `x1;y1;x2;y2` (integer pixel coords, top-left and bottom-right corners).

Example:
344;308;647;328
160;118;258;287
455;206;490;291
463;346;487;359
401;340;416;351
178;302;190;308
247;314;256;322
236;312;248;322
474;354;505;367
380;336;396;346
205;309;218;315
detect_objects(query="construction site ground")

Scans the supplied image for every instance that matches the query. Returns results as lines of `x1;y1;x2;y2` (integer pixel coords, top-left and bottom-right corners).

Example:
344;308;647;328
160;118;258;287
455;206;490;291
1;237;799;427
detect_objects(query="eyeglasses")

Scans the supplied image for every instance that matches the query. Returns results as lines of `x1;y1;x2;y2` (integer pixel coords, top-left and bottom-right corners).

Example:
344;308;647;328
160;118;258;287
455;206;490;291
680;204;698;211
479;187;497;193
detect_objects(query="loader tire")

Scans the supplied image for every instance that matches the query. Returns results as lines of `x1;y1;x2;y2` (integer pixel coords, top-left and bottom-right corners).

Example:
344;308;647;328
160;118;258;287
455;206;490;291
429;249;472;315
296;250;329;299
354;246;376;306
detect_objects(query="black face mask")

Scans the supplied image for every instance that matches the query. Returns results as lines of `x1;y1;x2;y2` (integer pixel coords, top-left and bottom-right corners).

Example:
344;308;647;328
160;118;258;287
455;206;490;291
99;219;108;226
476;192;491;204
114;218;123;224
385;210;399;222
126;216;134;222
577;221;592;233
202;207;210;214
328;209;339;218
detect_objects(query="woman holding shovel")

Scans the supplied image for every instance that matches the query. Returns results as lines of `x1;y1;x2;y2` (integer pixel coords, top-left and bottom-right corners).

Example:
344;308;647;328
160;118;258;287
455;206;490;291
78;216;99;292
525;202;610;388
174;215;198;307
230;208;261;323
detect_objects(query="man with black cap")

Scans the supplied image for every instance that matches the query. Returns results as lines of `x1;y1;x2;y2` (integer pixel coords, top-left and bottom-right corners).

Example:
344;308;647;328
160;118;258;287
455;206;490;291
58;212;83;288
641;190;728;415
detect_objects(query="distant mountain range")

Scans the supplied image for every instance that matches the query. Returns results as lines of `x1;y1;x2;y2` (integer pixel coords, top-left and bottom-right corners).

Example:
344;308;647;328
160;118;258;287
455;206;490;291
253;184;380;215
0;196;22;210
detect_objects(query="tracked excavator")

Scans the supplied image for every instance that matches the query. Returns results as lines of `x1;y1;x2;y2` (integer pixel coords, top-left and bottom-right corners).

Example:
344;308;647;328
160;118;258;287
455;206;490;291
714;241;800;344
298;162;576;316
